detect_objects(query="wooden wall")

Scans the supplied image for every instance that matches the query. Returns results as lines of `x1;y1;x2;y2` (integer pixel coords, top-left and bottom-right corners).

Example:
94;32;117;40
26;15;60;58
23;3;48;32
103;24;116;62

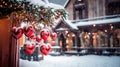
65;0;76;20
0;18;18;67
87;0;105;18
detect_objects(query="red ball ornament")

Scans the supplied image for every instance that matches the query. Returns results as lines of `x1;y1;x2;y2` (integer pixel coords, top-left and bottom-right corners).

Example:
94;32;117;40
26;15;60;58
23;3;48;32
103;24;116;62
40;43;51;55
51;32;57;40
40;29;50;41
12;27;23;39
24;43;35;55
23;26;34;37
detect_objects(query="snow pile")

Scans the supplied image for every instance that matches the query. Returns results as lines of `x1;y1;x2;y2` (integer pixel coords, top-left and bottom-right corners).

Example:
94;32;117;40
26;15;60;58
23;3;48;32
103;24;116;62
26;0;46;6
26;0;64;9
20;55;120;67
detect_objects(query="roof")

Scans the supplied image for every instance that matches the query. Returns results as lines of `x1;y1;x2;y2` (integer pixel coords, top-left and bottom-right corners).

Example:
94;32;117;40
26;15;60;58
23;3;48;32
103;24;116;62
75;17;120;26
56;28;68;31
49;0;69;7
64;20;78;29
54;17;120;31
54;19;78;30
26;0;65;9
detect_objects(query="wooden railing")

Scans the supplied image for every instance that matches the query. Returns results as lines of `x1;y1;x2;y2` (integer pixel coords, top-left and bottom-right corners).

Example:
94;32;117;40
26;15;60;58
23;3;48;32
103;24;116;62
63;47;120;55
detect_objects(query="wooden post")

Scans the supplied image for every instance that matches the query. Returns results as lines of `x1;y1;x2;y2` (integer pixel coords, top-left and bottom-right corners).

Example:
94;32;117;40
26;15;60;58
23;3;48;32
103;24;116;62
0;18;19;67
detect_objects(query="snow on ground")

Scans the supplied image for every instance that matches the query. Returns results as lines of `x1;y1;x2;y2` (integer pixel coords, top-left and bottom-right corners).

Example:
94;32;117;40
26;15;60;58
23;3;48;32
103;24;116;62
20;55;120;67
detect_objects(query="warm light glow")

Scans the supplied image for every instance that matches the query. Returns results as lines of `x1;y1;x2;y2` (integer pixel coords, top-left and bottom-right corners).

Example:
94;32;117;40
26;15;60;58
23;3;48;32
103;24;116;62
3;1;5;4
19;34;25;47
5;3;7;5
78;0;82;1
111;26;113;30
66;39;69;44
67;34;70;37
104;30;107;32
72;34;75;37
93;24;96;27
47;36;52;44
0;5;2;7
10;5;12;7
65;30;68;34
88;32;91;35
59;40;62;47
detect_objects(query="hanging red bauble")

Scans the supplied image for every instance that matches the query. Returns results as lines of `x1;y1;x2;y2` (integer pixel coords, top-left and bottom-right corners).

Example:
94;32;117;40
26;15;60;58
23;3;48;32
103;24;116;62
36;35;43;43
24;43;35;55
40;43;51;55
51;41;55;46
23;26;34;37
12;27;23;39
30;34;36;40
50;32;57;40
40;29;50;41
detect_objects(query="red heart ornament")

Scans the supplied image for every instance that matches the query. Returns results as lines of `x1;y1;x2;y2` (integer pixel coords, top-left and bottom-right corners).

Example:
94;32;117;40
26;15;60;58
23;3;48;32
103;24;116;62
23;26;34;37
24;44;35;55
36;35;43;43
40;44;51;55
51;32;57;40
41;35;48;41
40;29;50;41
12;27;23;39
30;34;36;40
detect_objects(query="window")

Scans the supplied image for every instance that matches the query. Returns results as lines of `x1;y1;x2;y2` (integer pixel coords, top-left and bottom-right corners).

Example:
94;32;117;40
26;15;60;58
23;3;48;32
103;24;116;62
75;10;79;20
107;2;120;15
74;0;86;20
75;9;85;20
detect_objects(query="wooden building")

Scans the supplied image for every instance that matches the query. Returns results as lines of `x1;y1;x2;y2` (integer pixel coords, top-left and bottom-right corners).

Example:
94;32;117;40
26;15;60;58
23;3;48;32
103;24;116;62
54;0;120;53
66;0;120;20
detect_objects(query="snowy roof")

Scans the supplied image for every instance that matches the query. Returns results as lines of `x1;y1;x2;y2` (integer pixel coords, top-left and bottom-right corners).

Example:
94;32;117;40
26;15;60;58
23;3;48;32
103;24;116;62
64;20;78;29
49;0;69;7
54;19;78;30
55;17;120;31
26;0;46;6
26;0;65;9
75;18;120;26
56;28;68;31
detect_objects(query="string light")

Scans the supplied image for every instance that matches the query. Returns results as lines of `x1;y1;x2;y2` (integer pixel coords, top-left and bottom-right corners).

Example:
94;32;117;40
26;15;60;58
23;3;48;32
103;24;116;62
5;3;7;6
10;5;12;7
104;30;107;32
72;34;75;37
93;24;96;27
0;5;2;7
3;1;5;4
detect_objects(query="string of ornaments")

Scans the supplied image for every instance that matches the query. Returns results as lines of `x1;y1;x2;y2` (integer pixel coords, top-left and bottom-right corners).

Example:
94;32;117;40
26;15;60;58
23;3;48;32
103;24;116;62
12;24;57;55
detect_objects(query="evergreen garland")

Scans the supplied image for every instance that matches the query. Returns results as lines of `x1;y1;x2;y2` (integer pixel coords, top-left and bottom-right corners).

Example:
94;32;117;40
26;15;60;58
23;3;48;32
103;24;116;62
0;0;68;27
